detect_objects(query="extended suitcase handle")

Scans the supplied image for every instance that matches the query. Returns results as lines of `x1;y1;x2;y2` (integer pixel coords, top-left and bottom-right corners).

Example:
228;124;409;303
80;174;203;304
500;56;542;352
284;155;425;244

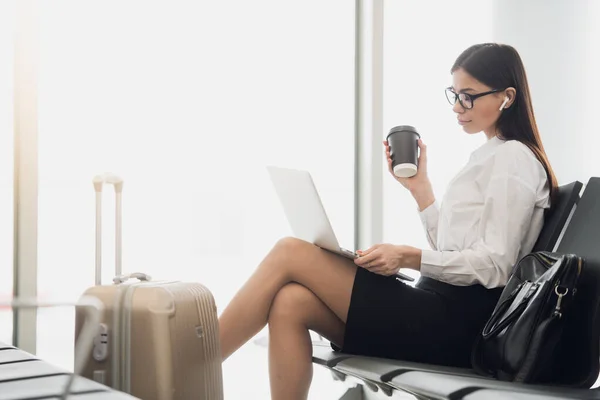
113;272;152;284
94;173;124;285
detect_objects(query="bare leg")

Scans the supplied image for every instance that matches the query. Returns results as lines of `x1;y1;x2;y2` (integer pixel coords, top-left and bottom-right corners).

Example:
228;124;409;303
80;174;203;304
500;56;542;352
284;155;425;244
268;283;345;400
218;237;357;360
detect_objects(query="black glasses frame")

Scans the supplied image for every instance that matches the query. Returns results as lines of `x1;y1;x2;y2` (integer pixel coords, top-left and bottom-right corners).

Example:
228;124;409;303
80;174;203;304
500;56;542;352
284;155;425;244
445;87;503;109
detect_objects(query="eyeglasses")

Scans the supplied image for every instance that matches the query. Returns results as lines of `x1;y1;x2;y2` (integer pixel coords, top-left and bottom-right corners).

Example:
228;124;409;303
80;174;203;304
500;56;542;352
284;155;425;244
445;87;502;110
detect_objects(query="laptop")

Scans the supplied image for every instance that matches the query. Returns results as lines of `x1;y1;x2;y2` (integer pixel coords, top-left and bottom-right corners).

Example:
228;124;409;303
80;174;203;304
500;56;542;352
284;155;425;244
267;166;414;282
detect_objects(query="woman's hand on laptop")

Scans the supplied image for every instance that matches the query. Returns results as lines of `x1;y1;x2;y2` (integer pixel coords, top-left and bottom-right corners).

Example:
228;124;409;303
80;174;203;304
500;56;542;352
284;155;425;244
354;244;422;276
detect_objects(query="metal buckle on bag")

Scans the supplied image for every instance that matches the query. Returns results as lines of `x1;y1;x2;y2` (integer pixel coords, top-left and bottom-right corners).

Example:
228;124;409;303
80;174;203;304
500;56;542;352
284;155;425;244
553;285;569;318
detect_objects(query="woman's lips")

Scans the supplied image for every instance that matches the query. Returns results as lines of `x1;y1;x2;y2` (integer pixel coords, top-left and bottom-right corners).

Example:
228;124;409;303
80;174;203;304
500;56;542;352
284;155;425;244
458;119;471;125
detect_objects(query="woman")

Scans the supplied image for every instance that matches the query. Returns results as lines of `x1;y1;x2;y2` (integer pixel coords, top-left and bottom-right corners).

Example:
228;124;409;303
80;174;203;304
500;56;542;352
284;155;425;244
218;43;558;399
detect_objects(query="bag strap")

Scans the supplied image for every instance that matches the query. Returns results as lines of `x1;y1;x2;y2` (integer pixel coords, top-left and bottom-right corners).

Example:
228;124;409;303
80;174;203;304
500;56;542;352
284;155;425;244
482;281;538;339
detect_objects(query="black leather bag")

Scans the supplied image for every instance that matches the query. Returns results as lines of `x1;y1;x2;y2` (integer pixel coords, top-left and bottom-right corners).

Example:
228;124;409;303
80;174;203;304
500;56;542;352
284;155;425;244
471;251;583;383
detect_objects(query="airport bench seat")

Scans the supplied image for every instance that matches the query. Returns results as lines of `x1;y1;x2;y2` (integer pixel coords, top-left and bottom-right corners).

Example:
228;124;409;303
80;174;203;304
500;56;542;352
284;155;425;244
0;343;139;400
312;179;600;400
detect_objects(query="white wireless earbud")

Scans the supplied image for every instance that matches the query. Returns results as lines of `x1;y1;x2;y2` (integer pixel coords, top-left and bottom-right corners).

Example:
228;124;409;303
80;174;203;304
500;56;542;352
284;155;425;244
499;97;509;111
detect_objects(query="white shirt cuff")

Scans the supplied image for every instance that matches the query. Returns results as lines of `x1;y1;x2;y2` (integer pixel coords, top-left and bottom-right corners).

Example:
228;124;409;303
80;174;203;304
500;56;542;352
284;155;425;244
418;200;439;226
420;249;443;280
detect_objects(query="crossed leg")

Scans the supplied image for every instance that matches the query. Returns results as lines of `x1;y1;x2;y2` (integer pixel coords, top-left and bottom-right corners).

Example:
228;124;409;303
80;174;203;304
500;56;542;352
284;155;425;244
218;237;358;399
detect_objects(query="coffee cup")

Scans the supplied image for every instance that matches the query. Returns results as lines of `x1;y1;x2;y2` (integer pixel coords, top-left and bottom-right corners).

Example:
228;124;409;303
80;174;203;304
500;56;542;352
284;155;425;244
386;125;420;178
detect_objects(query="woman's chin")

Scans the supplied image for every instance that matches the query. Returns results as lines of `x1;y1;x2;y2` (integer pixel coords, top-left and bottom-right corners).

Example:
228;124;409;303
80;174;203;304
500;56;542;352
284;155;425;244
462;125;479;134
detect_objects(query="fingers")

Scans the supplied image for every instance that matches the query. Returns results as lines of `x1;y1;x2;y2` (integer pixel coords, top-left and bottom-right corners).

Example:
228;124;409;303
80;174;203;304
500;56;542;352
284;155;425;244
354;251;378;267
362;261;380;270
355;253;377;267
369;264;394;276
358;260;384;272
382;140;391;155
383;141;395;175
417;139;427;162
357;244;378;256
383;141;391;158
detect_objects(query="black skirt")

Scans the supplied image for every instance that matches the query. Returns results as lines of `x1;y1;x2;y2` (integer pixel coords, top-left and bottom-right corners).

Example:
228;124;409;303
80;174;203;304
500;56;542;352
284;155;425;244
332;267;503;368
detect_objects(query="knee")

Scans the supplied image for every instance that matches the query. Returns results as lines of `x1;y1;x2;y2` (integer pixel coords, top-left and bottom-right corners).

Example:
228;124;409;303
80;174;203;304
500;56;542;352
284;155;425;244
269;283;313;324
273;236;307;254
271;237;313;264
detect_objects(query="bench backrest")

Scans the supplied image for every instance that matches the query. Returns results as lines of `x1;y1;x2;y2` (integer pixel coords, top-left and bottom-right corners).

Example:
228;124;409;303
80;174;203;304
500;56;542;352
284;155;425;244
557;177;600;256
551;177;600;387
532;180;583;252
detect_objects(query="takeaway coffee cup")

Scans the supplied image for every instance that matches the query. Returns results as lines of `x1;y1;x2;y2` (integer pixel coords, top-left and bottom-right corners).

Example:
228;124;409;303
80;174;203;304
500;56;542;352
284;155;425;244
386;125;420;178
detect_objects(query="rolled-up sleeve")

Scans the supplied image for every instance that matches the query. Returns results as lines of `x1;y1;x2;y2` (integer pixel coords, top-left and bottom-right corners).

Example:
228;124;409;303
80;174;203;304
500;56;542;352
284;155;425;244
420;144;544;288
419;201;440;251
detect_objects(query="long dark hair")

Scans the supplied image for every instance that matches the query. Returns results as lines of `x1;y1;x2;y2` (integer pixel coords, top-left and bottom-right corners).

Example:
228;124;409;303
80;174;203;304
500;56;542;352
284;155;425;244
452;43;558;208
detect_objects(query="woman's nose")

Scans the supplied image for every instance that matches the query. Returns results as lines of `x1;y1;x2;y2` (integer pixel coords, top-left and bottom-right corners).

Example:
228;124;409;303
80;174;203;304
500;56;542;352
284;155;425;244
452;100;465;114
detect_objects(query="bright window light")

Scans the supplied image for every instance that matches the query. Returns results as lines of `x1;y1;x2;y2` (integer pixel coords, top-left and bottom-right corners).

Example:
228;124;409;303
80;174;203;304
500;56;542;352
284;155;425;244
35;1;354;399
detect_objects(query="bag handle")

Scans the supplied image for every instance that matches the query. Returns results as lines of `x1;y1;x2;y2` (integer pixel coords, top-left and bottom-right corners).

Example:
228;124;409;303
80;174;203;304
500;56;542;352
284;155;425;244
93;173;124;285
482;281;538;339
113;272;152;285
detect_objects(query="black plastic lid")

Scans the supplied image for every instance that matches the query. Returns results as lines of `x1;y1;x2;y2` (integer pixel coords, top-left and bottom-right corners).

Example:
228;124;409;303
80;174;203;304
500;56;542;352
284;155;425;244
386;125;420;141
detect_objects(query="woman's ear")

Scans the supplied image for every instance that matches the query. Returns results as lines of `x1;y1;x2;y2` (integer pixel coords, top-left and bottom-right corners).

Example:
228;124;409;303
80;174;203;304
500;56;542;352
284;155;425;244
503;87;517;109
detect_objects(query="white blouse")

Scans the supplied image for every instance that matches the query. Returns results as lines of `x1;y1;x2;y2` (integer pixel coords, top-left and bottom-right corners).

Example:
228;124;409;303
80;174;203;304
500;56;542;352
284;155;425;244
419;135;550;289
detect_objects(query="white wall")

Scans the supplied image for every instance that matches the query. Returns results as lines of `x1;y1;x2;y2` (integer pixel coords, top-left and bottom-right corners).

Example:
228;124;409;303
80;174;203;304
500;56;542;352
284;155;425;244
492;0;600;185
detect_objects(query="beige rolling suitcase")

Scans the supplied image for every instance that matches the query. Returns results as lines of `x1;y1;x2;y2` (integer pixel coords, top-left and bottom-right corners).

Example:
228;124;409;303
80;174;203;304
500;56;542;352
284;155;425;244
75;174;224;400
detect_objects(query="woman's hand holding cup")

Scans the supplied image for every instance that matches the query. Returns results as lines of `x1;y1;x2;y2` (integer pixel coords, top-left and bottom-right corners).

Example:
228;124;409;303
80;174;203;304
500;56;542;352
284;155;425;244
384;125;435;211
